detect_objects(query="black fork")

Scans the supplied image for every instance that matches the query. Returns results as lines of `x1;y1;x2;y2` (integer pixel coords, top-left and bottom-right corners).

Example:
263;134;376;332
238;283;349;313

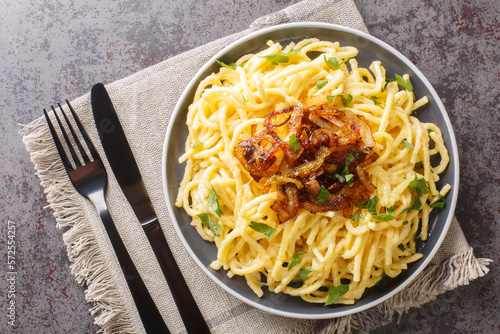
44;100;170;334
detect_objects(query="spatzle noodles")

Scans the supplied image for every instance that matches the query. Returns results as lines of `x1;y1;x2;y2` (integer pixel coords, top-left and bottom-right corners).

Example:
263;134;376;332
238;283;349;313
176;39;450;304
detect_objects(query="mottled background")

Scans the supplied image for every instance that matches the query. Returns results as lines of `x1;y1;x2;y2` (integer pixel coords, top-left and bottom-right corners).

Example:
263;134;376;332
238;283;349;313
0;0;498;333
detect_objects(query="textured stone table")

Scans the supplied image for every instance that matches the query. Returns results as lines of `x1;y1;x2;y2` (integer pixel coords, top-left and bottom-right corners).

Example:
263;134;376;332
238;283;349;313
1;0;498;333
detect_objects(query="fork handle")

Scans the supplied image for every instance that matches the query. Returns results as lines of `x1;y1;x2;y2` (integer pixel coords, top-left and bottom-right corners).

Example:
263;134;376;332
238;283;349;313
97;206;171;334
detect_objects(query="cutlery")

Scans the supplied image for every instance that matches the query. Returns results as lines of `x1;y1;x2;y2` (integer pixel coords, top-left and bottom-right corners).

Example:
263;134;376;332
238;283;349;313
90;83;210;334
44;101;170;334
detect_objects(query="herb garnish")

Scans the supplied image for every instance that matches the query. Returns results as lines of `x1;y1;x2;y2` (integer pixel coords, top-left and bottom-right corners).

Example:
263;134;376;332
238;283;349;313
316;79;328;90
196;213;222;237
397;243;405;251
249;221;275;238
192;141;202;149
325;284;349;306
395;74;414;92
350;214;363;221
260;49;300;65
207;185;223;217
401;139;414;148
324;55;349;70
430;194;446;209
359;196;395;221
399;175;429;215
292;267;313;282
216;60;238;69
326;94;353;107
370;96;386;106
288;251;307;271
289;134;301;152
316;185;331;205
414;161;423;170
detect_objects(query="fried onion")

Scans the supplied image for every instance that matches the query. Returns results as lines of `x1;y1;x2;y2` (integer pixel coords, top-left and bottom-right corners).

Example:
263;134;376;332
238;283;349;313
234;103;378;222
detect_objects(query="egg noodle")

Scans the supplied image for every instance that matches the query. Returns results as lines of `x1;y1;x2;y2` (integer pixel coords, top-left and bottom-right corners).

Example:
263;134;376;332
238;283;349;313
175;38;450;304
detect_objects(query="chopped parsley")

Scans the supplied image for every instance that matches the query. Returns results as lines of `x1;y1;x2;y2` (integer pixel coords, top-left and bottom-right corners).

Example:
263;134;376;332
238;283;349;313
395;74;414;92
350;214;363;221
260;49;300;65
403;220;409;225
401;139;414;148
359;196;395;221
196;213;222;237
325;284;349;306
249;221;275;238
324;55;349;70
316;185;331;205
288;251;307;271
397;243;405;251
241;93;247;104
335;173;345;183
345;173;354;187
216;60;238;69
207;185;223;217
387;205;395;214
292;267;314;282
370;96;386;106
399;175;429;215
326;94;353;107
289;134;301;152
192;141;202;149
316;79;328;90
430;194;446;209
414;161;424;170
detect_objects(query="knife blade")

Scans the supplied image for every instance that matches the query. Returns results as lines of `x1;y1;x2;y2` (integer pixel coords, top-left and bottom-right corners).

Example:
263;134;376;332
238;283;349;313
91;83;210;334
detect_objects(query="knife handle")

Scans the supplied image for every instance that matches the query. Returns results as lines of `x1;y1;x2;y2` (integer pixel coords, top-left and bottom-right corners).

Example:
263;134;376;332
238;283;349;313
97;206;171;334
144;220;211;334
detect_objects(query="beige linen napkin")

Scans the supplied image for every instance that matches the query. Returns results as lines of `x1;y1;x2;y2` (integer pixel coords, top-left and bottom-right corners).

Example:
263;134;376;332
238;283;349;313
22;0;492;333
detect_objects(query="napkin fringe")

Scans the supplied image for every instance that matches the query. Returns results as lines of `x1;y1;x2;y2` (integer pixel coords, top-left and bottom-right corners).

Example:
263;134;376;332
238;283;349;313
352;246;492;333
21;122;136;334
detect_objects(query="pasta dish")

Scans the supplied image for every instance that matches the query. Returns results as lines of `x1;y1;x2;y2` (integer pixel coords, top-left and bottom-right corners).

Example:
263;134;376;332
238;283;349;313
175;38;450;305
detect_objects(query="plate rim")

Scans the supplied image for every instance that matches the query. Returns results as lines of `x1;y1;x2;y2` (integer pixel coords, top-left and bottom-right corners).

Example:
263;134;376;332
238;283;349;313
162;21;460;319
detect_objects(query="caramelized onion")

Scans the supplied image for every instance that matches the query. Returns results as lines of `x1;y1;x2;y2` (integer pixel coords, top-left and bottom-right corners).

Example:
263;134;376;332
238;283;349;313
234;102;378;222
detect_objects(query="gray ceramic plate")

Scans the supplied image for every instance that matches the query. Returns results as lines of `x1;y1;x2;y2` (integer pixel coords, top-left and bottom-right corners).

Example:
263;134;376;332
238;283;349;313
162;22;459;319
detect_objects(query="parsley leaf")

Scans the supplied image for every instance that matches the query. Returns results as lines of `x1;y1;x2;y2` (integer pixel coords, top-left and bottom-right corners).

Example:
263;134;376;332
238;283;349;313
430;194;446;209
370;96;386;106
359;196;395;221
324;55;349;70
395;74;414;92
249;221;275;238
409;174;429;197
261;49;300;65
288;251;307;271
403;220;409;225
387;205;395;214
401;139;414;148
345;173;354;187
241;93;247;104
345;153;357;166
197;213;222;237
403;172;407;179
350;214;363;221
289;134;301;152
316;185;331;205
216;60;237;69
292;267;313;282
335;173;345;183
325;284;349;306
192;141;202;149
398;243;405;251
414;161;424;170
316;79;328;90
207;185;223;217
326;94;353;107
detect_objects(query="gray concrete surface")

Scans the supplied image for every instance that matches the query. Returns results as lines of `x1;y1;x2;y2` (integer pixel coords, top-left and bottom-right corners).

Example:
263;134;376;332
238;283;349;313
1;0;498;333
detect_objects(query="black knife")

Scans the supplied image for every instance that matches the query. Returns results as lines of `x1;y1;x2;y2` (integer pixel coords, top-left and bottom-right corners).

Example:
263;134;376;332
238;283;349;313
91;83;210;334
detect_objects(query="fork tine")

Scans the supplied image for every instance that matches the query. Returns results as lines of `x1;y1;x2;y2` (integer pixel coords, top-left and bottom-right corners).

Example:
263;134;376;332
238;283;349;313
65;99;98;161
57;102;91;163
43;108;73;170
51;105;81;167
